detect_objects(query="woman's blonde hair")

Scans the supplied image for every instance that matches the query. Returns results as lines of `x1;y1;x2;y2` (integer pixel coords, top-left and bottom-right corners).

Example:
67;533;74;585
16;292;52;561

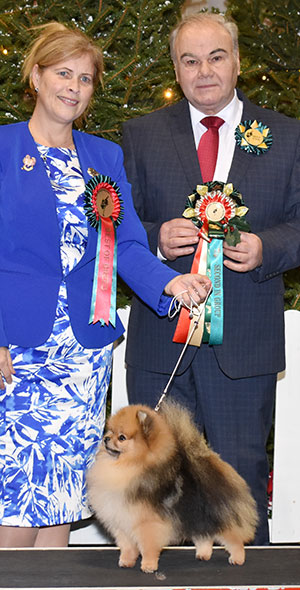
22;21;104;90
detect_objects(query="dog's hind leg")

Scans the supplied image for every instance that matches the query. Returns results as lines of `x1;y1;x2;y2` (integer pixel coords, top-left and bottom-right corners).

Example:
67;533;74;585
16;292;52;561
193;536;213;561
217;529;245;565
116;531;139;568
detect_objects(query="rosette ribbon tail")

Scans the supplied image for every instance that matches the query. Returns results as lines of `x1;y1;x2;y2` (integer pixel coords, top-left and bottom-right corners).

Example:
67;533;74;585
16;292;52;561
84;173;123;328
206;238;223;345
173;238;208;346
90;217;117;327
173;237;224;346
173;181;250;347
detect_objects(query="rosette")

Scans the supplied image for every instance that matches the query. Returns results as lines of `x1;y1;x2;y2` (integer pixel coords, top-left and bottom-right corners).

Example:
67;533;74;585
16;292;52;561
84;173;123;327
235;119;273;155
182;181;250;247
173;181;250;347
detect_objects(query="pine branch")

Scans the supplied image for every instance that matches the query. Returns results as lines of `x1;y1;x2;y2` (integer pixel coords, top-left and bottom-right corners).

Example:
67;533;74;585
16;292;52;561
102;6;130;51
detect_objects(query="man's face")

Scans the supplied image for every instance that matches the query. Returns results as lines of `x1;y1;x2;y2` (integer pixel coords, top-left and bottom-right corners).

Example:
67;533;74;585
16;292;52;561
174;21;240;115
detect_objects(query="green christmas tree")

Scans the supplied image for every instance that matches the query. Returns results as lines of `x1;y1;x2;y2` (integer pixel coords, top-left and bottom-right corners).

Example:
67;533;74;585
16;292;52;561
0;0;182;141
226;0;300;119
226;0;300;310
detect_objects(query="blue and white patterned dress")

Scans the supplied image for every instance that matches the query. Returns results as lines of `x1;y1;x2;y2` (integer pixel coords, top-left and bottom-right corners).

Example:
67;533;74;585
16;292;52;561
0;147;113;527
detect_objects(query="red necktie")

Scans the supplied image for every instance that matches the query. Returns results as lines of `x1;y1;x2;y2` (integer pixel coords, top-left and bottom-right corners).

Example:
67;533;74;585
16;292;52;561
197;116;224;182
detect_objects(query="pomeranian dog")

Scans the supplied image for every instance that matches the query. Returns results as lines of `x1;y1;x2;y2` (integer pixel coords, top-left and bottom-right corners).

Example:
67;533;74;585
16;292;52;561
87;401;258;573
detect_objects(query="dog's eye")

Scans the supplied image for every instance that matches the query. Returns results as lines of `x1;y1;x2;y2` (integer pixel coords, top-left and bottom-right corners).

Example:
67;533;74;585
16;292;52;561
118;434;127;442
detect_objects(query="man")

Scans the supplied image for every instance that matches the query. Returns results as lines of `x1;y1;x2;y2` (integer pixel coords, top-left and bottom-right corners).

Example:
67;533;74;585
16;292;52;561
122;12;300;545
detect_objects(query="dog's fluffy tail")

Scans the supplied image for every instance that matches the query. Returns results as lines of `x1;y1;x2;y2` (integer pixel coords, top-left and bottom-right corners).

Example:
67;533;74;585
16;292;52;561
159;400;210;458
159;400;258;542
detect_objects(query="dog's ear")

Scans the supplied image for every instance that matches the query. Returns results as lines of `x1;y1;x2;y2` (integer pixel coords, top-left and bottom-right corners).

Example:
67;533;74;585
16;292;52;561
137;410;153;437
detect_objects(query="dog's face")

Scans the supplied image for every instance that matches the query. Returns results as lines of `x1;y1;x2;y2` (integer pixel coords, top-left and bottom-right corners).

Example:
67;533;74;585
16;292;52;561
102;405;175;465
103;405;155;460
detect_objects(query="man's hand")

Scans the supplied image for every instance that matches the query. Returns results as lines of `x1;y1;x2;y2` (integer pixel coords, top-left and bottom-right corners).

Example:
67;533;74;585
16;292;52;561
223;232;263;272
0;346;15;390
159;218;199;261
164;273;211;308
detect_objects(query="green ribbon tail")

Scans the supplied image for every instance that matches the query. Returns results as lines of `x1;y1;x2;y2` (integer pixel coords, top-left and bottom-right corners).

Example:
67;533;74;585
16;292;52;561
209;238;223;345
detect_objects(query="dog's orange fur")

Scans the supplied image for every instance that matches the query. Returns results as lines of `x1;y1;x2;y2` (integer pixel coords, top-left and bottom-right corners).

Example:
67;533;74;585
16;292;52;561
87;403;258;573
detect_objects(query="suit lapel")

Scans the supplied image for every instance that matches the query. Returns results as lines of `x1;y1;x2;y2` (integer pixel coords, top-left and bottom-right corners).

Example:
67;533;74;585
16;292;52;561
227;136;250;188
167;99;202;191
228;90;264;188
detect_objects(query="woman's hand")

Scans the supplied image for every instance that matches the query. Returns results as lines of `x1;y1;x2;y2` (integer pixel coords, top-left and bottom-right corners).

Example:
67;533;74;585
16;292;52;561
0;346;15;390
164;273;211;308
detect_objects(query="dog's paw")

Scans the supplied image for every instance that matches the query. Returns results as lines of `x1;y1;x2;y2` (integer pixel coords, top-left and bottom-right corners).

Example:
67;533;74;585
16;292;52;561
141;566;157;573
119;556;137;568
194;538;213;561
228;548;245;566
118;546;139;568
195;548;213;561
141;559;158;573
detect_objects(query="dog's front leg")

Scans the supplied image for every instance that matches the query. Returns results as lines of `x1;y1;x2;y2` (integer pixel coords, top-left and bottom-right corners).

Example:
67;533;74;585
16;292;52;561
193;535;214;561
116;530;139;568
134;519;172;573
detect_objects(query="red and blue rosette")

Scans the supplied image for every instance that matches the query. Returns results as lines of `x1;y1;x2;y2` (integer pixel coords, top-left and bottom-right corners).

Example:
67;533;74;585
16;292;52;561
84;172;123;327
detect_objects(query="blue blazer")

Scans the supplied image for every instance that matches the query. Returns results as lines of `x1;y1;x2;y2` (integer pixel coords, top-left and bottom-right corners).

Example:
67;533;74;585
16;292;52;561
123;90;300;379
0;121;177;349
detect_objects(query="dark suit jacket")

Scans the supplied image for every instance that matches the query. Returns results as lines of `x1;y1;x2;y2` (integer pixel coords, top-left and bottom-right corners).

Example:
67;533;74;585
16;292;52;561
0;121;177;349
123;90;300;379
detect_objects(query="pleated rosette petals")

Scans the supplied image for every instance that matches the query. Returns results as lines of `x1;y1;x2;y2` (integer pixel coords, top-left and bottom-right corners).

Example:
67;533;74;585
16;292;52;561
183;181;250;247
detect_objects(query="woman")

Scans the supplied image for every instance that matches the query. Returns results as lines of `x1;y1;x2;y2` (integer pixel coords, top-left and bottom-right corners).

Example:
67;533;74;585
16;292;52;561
0;22;210;547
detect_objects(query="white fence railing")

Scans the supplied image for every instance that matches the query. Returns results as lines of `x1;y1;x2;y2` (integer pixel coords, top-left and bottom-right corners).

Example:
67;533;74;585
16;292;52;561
271;309;300;542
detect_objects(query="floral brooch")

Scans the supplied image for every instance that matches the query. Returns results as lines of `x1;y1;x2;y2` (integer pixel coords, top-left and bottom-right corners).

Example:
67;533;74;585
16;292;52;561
21;154;36;171
235;119;273;155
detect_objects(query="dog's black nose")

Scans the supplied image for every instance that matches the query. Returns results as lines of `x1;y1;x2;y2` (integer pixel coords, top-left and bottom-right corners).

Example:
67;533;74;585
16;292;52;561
104;435;110;445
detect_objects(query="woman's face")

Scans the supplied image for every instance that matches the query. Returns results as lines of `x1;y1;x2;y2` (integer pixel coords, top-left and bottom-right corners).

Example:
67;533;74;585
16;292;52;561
31;53;95;127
